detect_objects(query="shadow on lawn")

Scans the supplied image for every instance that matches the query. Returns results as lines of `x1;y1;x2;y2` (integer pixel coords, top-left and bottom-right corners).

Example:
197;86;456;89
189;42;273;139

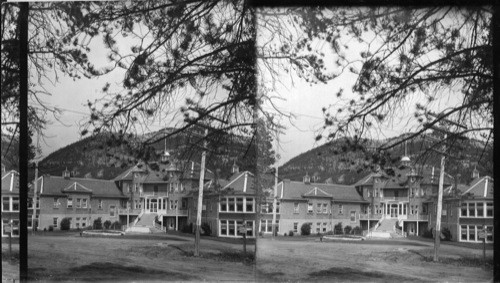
28;262;198;281
408;249;494;269
308;267;421;282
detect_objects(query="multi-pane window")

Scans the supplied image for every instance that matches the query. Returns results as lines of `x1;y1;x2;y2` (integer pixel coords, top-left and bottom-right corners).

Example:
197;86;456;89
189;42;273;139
2;197;10;211
322;203;328;214
109;205;115;216
350;211;356;222
468;203;475;217
67;197;73;208
220;198;227;211
293;222;298;233
220;220;227;235
219;197;254;213
307;203;313;213
477;203;484;217
236;198;244;212
486;202;493;217
461;203;467;216
316;222;321;233
53;218;58;227
246;198;254;212
53;198;60;208
294;202;299;213
468;225;476;241
82;218;87;227
338;204;343;214
76;198;81;208
316;203;322;213
82;199;88;208
322;222;327;233
98;199;103;209
11;197;19;211
220;220;254;237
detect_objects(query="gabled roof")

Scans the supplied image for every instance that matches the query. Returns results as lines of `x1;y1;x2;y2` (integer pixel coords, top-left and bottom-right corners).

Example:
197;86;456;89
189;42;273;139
61;182;93;194
223;171;255;193
302;187;333;198
1;170;19;193
114;160;214;183
462;176;493;199
34;175;126;198
281;180;367;203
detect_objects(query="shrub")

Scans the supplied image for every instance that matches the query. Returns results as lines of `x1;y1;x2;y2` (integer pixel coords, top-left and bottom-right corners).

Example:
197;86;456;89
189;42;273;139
300;223;311;236
48;225;54;232
93;217;103;230
181;223;192;233
352;226;361;235
111;221;122;230
60;217;71;231
334;222;343;234
344;225;352;235
201;222;212;236
442;227;452;241
422;228;433;238
103;220;112;230
325;230;334;235
288;230;294;236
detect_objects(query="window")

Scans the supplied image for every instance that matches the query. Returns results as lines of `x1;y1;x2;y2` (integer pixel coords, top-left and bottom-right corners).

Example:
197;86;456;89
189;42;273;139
53;198;60;208
316;203;322;213
322;222;327;233
316;222;321;233
322;203;328;214
82;199;88;208
468;225;476;241
338;204;343;214
174;200;178;209
350;211;356;222
276;202;280;214
486;226;493;242
294;202;299;213
228;221;235;236
220;198;227;212
246;221;254;237
476;203;484;217
67;197;73;208
76;198;81;208
110;205;115;217
182;198;188;210
308;203;313;213
486;202;493;217
246;198;254;212
468;203;475;217
220;220;227;235
293;222;298;233
2;197;10;211
236;198;244;212
461;225;467;241
228;198;235;212
375;205;379;214
53;218;58;227
98;199;103;210
11;197;19;212
461;203;467;217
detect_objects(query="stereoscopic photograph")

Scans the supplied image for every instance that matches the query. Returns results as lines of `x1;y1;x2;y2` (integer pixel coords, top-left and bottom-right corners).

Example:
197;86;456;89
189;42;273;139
1;1;495;282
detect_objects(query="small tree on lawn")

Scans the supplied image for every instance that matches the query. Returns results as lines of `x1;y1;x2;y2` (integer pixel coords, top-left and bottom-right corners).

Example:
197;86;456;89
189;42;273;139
300;223;311;236
344;225;352;235
334;222;343;235
103;220;112;230
60;217;71;231
93;217;103;230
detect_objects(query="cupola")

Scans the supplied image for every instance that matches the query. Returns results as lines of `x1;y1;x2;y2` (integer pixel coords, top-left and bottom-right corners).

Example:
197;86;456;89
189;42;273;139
231;162;239;174
472;166;479;179
63;168;71;179
303;173;311;184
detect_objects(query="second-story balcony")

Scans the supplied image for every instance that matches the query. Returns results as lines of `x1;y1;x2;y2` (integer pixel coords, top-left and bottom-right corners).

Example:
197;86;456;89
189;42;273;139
380;196;409;202
359;213;382;220
406;214;429;221
118;208;142;215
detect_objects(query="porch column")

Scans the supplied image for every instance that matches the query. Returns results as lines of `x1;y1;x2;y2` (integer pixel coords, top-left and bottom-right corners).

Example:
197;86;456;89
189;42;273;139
416;221;419;236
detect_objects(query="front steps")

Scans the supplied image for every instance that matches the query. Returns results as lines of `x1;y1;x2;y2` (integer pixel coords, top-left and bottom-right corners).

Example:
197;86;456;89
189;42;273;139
125;213;161;234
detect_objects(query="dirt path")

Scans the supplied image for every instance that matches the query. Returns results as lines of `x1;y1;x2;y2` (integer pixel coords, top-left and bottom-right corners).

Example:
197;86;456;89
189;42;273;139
256;238;493;282
28;234;259;281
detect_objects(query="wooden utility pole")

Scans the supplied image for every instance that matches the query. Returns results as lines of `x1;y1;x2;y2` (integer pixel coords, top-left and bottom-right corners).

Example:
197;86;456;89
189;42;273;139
272;136;278;238
32;161;39;235
194;128;208;257
433;135;446;262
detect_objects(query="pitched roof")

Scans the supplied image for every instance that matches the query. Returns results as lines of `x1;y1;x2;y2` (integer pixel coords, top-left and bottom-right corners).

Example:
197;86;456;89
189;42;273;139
223;171;255;193
302;187;333;198
281;180;367;203
114;160;214;183
462;176;493;199
1;170;19;193
34;175;126;198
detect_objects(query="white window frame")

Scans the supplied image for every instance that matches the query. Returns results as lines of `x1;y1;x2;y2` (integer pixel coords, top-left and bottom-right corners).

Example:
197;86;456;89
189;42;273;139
53;217;58;227
53;198;60;209
307;203;313;213
338;204;343;215
67;197;73;208
82;198;88;208
293;202;299;213
219;197;255;213
293;222;298;233
2;197;11;212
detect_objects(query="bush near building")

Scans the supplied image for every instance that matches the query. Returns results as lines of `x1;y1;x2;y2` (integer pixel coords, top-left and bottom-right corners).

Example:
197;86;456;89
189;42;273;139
103;220;112;230
93;218;103;230
60;218;71;231
344;225;352;235
201;222;212;236
334;222;343;235
301;223;311;236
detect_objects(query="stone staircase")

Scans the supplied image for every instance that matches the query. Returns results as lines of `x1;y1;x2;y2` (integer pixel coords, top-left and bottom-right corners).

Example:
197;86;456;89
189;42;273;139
367;218;398;239
126;213;161;233
377;218;398;232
